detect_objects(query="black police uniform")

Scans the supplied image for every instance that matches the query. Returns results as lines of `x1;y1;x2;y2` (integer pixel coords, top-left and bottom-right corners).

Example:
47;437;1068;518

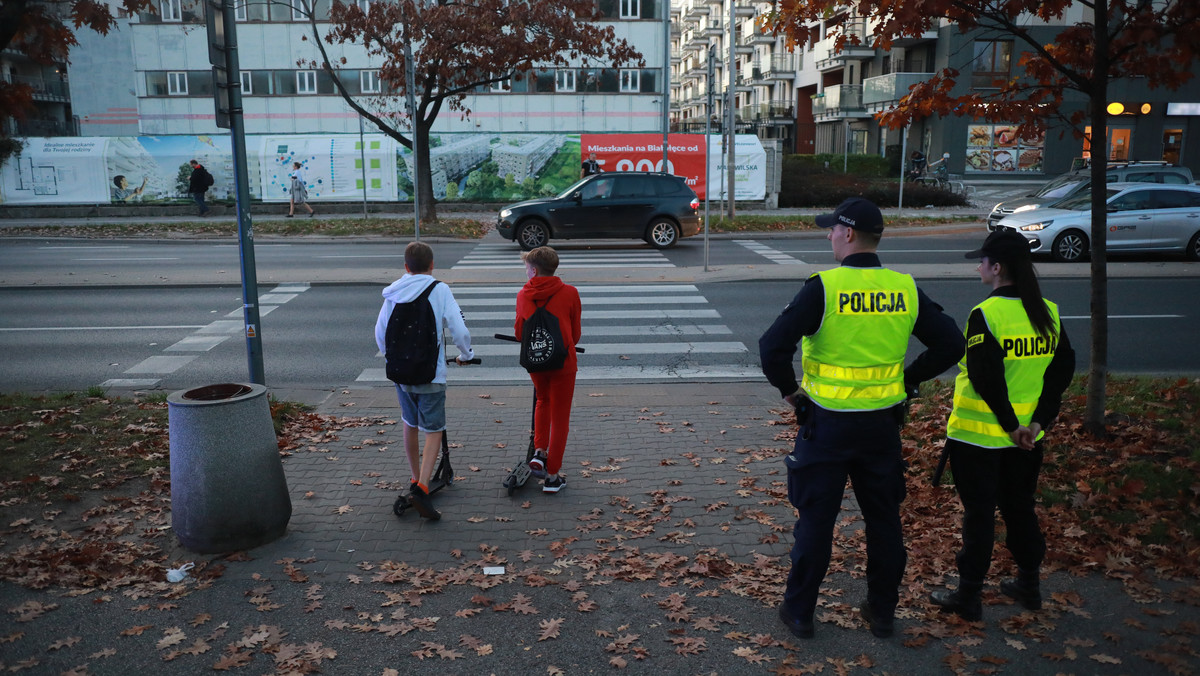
759;252;964;632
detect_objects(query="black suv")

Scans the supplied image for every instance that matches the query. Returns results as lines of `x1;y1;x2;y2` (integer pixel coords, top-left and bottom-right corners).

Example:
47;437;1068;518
496;172;702;250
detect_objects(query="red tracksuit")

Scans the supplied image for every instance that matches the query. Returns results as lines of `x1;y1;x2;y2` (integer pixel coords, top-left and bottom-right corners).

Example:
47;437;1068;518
514;275;582;475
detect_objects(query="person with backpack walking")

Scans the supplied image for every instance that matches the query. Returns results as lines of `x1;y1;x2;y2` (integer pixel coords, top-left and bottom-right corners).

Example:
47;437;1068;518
375;241;474;520
514;246;582;494
187;159;213;216
287;161;315;218
929;229;1074;622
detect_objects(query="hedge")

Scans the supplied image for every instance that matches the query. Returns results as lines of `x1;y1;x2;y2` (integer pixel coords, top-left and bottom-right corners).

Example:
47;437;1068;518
780;154;969;208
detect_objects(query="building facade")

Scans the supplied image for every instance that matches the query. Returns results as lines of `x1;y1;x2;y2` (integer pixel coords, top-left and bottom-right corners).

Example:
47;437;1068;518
669;0;1200;179
66;0;670;138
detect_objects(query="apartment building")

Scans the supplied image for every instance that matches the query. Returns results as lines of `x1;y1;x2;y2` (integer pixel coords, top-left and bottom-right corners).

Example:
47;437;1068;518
1;51;75;138
670;1;1200;178
66;0;670;137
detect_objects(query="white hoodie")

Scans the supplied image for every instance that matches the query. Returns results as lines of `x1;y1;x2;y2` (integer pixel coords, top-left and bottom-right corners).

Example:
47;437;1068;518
374;273;474;385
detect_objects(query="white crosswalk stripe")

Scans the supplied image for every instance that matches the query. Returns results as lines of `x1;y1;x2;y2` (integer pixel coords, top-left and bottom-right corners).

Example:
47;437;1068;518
453;242;674;269
735;239;805;265
357;283;762;384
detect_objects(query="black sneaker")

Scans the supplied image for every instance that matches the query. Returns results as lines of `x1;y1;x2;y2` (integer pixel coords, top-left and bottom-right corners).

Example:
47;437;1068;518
777;605;814;639
542;475;566;493
859;603;895;638
408;484;441;520
527;454;547;480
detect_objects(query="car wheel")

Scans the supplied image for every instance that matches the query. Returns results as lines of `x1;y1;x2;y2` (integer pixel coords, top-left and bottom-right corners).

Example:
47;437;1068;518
645;219;679;249
1051;229;1088;262
1187;231;1200;262
516;219;550;251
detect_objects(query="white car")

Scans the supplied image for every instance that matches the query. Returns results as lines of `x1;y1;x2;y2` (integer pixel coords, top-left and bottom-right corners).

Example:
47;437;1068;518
993;183;1200;262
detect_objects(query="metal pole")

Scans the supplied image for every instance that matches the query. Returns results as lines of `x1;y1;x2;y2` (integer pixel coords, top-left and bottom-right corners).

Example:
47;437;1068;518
704;45;714;273
843;119;849;173
359;115;368;218
402;2;420;239
221;0;264;385
898;125;908;217
662;0;670;173
725;0;735;220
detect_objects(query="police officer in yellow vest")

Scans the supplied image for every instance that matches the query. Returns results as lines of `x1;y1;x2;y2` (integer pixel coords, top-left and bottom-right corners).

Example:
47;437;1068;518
759;198;964;639
930;229;1074;622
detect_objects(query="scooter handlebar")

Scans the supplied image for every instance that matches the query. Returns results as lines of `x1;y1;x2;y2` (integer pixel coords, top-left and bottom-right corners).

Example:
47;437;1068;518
493;333;585;353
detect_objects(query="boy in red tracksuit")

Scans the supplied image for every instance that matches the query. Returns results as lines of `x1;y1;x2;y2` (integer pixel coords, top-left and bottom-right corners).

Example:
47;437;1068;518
514;246;582;493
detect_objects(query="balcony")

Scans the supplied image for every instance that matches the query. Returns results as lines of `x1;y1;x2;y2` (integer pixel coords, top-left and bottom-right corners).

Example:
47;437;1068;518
734;75;754;93
815;84;872;121
702;20;724;37
813;21;876;72
734;5;755;17
891;28;938;49
750;30;776;46
739;100;796;123
862;72;933;111
3;74;70;102
765;53;799;79
686;4;710;19
734;43;754;55
15;117;76;136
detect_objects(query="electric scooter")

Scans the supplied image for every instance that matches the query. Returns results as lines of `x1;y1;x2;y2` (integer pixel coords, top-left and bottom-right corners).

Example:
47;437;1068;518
493;333;584;496
392;356;481;518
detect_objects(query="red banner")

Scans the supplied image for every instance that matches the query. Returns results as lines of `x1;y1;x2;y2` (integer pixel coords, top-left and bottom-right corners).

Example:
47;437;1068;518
581;134;710;198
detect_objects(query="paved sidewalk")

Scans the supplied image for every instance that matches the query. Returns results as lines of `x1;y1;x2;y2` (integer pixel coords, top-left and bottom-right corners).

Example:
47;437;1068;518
2;382;1197;674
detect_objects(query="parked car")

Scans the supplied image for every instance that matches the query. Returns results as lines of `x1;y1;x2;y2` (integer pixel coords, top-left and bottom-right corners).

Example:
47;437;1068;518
496;172;702;250
987;161;1194;231
993;183;1200;262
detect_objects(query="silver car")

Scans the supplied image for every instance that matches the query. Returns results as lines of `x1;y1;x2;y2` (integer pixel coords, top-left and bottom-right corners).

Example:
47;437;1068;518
993;183;1200;262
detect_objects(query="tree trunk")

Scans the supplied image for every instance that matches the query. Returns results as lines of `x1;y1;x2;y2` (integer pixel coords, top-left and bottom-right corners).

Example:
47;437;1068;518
414;116;438;224
1085;0;1110;437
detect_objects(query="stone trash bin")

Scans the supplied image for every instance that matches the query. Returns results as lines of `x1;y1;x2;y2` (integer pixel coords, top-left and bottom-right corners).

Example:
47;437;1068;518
167;383;292;554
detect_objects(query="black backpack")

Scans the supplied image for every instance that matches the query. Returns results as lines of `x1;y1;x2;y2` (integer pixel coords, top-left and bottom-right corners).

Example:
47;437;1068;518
520;291;568;373
384;280;441;385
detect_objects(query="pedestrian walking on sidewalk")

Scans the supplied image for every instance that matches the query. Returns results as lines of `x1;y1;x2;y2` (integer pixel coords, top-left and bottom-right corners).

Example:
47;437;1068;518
375;241;475;520
929;229;1075;621
187;160;213;216
515;246;582;494
759;197;964;640
287;162;315;217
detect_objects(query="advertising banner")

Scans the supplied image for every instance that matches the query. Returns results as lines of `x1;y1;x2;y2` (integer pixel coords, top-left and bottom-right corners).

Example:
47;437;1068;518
107;135;237;202
580;133;766;200
0;138;110;204
258;134;398;203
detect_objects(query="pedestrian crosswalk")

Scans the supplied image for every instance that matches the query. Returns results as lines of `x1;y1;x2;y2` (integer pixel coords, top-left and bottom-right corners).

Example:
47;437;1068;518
355;284;762;384
452;242;674;269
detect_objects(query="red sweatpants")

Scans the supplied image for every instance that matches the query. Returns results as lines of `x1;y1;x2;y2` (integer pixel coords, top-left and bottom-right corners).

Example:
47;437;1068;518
530;368;577;475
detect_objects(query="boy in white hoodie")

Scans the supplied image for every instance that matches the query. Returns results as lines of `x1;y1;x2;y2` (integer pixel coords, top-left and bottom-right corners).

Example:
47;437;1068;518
374;241;474;520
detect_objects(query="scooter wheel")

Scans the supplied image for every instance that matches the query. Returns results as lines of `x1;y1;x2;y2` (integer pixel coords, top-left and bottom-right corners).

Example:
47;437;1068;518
393;496;409;517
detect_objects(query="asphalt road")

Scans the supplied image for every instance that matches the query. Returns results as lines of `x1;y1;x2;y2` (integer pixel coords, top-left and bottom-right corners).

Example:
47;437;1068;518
1;276;1197;396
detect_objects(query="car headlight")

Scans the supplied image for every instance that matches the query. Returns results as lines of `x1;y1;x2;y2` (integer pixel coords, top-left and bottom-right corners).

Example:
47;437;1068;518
1019;221;1051;232
1013;204;1039;214
499;209;512;219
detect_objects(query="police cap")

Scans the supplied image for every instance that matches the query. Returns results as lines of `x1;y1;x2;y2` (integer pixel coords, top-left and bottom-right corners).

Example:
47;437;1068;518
815;198;885;234
965;229;1034;264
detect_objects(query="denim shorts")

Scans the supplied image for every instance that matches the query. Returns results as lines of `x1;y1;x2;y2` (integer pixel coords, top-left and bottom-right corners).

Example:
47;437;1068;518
396;385;446;433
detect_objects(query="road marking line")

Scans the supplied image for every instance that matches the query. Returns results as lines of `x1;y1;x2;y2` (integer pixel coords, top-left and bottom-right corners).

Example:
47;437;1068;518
1061;314;1183;319
734;240;805;265
0;325;205;332
457;295;708;307
165;336;230;352
258;293;298;304
196;320;246;334
100;378;161;388
453;284;700;294
124;355;197;374
356;365;765;383
467;309;722;320
226;306;279;318
453;342;748;357
74;257;182;261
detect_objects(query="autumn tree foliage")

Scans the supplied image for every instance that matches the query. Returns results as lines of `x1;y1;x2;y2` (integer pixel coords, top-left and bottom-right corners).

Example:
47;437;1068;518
767;0;1200;435
0;0;153;165
298;0;643;223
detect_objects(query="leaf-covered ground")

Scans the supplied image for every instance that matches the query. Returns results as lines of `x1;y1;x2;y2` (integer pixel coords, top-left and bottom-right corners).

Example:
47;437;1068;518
0;378;1196;674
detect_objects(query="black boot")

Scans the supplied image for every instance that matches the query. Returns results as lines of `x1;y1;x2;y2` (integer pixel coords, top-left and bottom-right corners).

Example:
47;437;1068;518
930;583;982;621
1001;569;1042;610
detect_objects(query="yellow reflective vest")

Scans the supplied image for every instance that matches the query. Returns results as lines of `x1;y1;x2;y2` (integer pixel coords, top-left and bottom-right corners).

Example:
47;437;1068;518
800;267;918;411
946;296;1061;448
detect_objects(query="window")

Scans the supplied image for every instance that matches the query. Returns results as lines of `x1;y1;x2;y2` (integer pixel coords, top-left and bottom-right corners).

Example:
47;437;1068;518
620;0;639;18
556;69;575;92
291;0;307;21
234;0;246;20
168;71;188;95
619;69;639;93
297;70;317;94
490;78;509;93
161;0;182;21
1110;190;1153;212
355;0;370;11
240;71;253;94
971;40;1012;89
1154;190;1200;209
360;70;381;93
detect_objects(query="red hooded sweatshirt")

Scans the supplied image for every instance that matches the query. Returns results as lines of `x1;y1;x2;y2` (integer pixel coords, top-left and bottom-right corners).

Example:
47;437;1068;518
514;275;582;371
